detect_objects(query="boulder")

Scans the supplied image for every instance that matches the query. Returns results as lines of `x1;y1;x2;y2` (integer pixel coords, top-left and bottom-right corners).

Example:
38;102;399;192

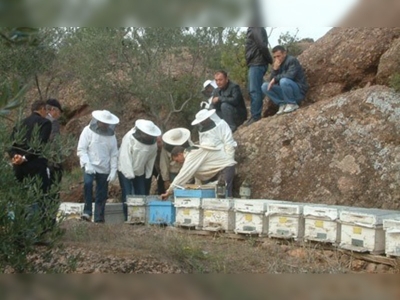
300;28;400;104
234;85;400;210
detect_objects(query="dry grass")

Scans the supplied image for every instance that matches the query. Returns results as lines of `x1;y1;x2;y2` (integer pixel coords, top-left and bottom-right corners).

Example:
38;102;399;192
59;220;356;274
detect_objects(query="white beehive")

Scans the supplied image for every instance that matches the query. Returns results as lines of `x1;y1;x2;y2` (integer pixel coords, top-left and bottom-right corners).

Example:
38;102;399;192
201;198;235;232
57;202;84;221
383;217;400;257
267;202;304;240
339;208;400;254
303;204;344;245
234;199;283;237
126;195;147;224
174;197;203;229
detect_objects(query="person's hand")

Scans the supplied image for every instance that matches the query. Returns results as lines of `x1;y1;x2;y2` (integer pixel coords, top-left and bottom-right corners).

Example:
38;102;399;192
164;180;171;190
212;97;219;104
107;170;117;182
273;58;282;70
11;154;24;165
85;163;95;174
268;78;276;91
160;191;170;200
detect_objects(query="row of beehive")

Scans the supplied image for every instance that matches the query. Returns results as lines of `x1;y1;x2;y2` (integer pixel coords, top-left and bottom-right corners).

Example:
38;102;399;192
172;197;400;257
58;193;400;257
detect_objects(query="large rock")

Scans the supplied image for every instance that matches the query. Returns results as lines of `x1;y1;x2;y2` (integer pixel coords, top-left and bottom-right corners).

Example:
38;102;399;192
234;85;400;210
376;37;400;85
300;28;400;104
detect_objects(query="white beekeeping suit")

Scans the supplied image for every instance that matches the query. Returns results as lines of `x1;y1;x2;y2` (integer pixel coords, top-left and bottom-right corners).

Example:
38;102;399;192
118;120;161;180
192;109;237;159
168;145;236;192
77;111;119;177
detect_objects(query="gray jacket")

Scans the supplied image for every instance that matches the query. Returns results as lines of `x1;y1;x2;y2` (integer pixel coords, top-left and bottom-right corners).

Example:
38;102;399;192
270;55;309;95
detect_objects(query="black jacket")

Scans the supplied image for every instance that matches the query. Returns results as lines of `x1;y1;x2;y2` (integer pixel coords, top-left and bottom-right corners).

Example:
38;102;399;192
213;80;247;122
245;27;273;67
9;112;52;161
270;55;309;95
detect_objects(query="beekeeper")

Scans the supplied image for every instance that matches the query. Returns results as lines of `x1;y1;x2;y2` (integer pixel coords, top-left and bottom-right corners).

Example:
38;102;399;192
200;79;217;109
160;145;237;199
192;109;237;159
117;119;161;219
77;110;119;223
159;127;193;190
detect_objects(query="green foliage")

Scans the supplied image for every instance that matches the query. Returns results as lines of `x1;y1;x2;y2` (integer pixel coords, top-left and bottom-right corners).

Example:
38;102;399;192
0;27;75;272
220;28;247;87
389;73;400;92
56;27;235;129
277;29;302;57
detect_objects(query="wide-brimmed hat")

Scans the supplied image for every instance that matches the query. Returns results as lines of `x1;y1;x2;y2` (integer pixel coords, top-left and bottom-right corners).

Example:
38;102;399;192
162;128;191;146
201;79;217;92
191;109;216;125
135;119;162;137
92;110;120;125
46;98;63;112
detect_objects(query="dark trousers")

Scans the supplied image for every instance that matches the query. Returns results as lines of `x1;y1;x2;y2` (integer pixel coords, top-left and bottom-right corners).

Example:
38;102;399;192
83;171;109;222
13;158;56;232
214;103;244;132
13;158;50;194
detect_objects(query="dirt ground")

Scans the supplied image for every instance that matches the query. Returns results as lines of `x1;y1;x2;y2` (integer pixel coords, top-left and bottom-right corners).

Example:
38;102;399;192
20;219;400;274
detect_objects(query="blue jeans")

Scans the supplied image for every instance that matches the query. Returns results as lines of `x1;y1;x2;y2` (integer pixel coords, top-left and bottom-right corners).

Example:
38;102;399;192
83;171;108;222
248;65;267;120
261;78;305;106
118;171;147;220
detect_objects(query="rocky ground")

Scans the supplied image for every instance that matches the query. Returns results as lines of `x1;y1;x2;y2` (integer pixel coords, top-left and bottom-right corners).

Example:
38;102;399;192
8;220;398;274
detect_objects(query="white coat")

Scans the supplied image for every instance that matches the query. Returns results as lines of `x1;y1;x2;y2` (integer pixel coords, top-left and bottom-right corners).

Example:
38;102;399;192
77;125;118;174
118;128;157;179
199;116;237;159
169;146;236;192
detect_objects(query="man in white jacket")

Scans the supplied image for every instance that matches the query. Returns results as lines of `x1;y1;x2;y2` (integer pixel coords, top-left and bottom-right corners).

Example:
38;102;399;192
77;110;119;223
191;109;237;159
161;145;237;199
117;119;161;220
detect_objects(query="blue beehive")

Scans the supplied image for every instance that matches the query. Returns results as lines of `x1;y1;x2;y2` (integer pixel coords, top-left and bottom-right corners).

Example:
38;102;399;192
147;197;176;225
174;188;216;199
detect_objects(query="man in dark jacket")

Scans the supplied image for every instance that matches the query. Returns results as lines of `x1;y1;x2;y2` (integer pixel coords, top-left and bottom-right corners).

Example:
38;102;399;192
261;45;309;115
245;27;273;125
9;100;52;194
211;70;247;132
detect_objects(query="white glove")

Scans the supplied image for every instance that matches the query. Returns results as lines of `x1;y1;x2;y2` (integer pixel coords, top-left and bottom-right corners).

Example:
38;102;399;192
85;163;95;174
107;170;117;182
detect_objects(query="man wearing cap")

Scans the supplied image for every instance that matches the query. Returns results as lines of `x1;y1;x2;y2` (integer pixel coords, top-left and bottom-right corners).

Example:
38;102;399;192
117;119;161;220
9;100;52;195
77;110;119;223
160;128;193;191
200;79;217;109
192;109;237;159
160;145;237;199
211;70;247;132
8;100;53;232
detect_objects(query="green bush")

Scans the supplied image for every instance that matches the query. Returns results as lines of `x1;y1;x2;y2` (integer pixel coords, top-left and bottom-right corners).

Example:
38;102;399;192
389;73;400;92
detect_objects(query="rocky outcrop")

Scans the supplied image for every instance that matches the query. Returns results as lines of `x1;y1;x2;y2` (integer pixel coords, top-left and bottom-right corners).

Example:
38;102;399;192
235;85;400;210
299;28;400;104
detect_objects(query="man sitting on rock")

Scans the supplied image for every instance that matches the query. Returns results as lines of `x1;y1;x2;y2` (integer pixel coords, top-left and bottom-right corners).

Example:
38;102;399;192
261;45;309;115
211;70;247;132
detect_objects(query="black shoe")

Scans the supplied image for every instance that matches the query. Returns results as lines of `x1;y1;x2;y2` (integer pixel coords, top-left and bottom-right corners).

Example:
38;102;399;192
244;118;259;126
81;214;92;222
